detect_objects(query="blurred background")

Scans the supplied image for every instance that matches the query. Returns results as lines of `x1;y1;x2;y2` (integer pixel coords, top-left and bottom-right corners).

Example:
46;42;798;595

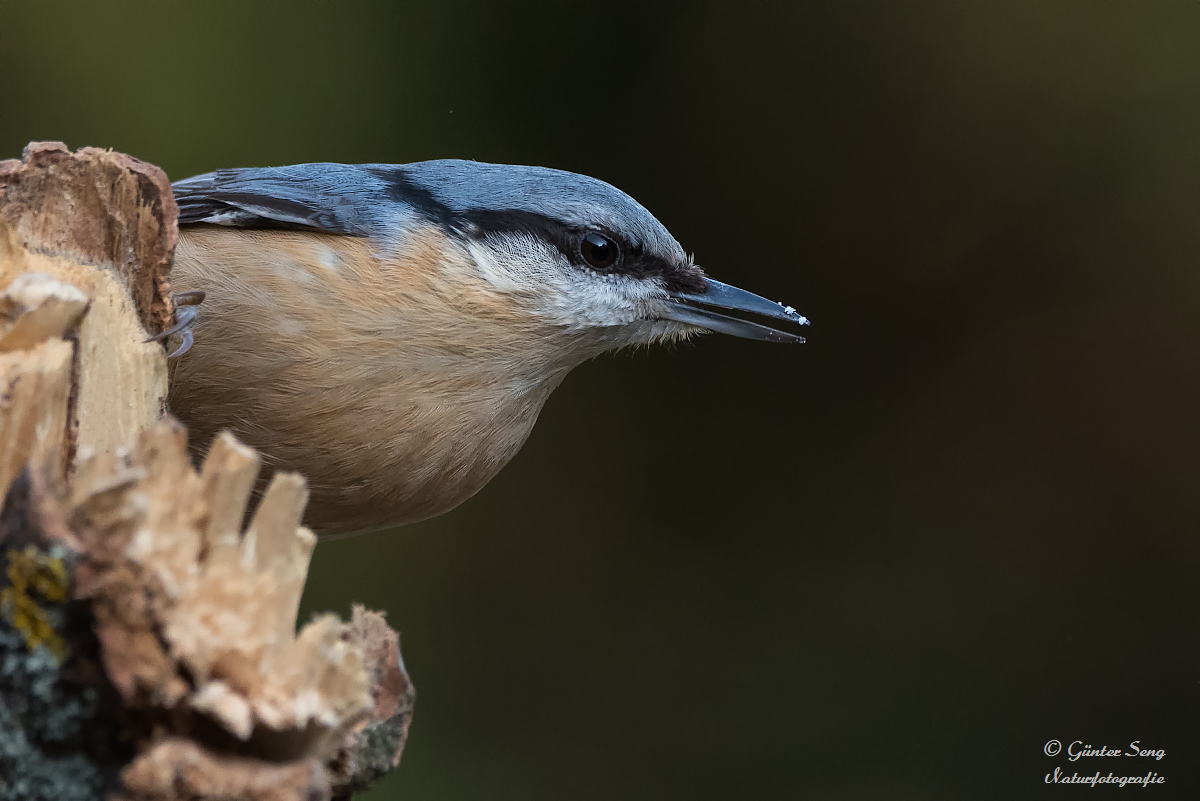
4;1;1199;797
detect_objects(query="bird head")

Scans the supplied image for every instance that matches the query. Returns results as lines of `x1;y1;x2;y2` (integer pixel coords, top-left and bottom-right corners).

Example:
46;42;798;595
382;160;809;350
172;158;808;356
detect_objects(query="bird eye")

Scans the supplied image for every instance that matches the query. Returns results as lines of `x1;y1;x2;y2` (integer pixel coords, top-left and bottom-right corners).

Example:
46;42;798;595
580;232;619;271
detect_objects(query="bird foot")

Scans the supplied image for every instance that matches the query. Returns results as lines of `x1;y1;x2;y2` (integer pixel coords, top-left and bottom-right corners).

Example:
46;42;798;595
148;291;206;358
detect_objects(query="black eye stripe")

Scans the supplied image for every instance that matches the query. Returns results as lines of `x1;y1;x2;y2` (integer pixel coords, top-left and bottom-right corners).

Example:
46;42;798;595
456;207;703;292
457;209;625;268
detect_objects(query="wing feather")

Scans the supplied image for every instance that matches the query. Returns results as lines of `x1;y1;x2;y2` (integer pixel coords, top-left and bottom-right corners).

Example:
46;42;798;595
171;164;395;235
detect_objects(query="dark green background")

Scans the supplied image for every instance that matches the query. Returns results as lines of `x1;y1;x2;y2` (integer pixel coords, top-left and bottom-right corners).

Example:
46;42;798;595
4;1;1199;797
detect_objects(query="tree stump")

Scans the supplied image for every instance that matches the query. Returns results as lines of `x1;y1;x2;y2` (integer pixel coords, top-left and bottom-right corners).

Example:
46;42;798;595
0;142;413;801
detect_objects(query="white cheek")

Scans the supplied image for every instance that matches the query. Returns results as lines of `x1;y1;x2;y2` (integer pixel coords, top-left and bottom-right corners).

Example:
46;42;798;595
466;239;551;294
570;278;648;326
466;236;667;330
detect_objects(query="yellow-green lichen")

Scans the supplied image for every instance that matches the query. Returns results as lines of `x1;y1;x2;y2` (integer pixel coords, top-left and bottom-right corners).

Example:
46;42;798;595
0;546;70;663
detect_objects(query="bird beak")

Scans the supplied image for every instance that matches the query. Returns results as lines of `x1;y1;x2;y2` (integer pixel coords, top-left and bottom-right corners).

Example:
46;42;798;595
662;277;809;343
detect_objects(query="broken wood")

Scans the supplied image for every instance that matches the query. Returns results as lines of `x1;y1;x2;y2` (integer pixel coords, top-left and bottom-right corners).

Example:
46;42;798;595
0;142;413;801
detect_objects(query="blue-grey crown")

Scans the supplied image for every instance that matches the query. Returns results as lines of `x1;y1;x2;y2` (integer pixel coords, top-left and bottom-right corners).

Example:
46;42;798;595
385;161;686;262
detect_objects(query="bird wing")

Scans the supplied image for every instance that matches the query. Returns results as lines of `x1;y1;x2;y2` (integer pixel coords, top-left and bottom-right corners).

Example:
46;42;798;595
171;164;394;235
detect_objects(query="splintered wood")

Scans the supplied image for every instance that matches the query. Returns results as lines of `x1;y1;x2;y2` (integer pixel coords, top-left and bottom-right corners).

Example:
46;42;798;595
0;141;171;471
0;142;413;800
0;141;175;334
72;421;372;754
0;269;87;496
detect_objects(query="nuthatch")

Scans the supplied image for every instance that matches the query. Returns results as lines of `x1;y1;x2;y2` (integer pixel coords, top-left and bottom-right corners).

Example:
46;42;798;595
164;161;808;537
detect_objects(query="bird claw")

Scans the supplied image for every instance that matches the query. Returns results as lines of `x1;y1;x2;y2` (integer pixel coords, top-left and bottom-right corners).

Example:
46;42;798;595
147;291;206;358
